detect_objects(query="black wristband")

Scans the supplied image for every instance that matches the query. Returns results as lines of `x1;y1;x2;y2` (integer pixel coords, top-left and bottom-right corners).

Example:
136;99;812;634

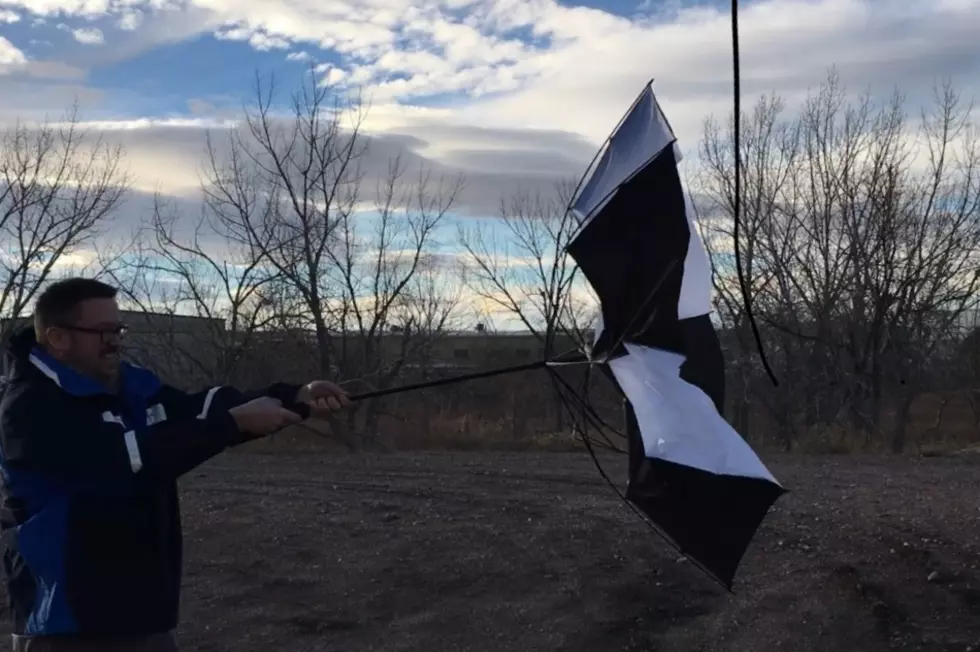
264;382;309;420
285;401;310;420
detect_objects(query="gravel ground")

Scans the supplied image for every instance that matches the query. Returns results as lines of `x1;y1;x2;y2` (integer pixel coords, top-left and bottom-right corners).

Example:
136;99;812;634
7;451;980;651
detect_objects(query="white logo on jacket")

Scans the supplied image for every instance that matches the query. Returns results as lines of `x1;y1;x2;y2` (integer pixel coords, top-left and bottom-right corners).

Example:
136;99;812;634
100;405;167;473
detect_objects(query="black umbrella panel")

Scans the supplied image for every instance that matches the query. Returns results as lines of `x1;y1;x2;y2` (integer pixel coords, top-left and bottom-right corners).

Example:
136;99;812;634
564;80;787;590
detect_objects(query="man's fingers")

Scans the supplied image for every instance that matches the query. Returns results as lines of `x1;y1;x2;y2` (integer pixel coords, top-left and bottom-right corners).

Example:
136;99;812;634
302;381;353;405
328;390;351;407
305;395;348;414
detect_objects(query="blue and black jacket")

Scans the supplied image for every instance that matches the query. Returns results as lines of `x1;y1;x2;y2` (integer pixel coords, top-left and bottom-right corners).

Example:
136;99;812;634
0;326;303;638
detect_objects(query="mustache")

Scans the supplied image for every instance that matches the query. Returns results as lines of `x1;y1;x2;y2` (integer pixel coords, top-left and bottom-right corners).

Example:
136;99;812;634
100;345;120;356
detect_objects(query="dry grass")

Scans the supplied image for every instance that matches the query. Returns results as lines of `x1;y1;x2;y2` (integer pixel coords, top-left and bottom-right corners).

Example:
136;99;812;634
231;368;980;457
244;397;980;458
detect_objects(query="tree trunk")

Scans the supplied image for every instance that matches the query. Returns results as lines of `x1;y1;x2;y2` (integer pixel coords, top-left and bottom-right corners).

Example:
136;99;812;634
890;394;915;453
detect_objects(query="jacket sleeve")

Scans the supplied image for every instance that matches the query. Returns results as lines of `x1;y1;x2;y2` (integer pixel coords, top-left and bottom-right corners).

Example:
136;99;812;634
0;385;245;493
165;381;308;419
131;381;307;476
243;382;306;414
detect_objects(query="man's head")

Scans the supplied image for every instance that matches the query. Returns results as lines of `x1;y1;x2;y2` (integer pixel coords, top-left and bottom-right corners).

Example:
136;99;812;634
33;278;126;389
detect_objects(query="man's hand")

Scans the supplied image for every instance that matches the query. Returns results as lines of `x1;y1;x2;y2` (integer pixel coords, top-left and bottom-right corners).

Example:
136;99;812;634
229;397;303;438
295;380;352;419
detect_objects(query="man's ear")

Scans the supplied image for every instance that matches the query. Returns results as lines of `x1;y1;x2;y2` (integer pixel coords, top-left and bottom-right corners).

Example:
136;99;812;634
42;327;69;355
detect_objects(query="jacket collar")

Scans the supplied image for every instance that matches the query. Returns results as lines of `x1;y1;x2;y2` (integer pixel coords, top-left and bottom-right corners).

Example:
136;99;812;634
6;325;161;399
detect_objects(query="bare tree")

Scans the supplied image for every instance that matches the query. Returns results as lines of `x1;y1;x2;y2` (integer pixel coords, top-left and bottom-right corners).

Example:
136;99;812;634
388;253;466;352
457;180;590;354
199;68;463;443
105;193;283;388
0;105;127;339
698;69;980;452
698;91;805;448
457;180;595;436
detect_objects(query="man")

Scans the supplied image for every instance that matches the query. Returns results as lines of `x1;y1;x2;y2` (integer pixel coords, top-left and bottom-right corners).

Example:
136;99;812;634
0;278;351;651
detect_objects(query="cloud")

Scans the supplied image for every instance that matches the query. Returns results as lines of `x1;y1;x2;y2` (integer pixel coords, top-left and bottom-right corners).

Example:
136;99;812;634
31;0;964;150
0;0;977;243
214;24;291;50
60;115;588;218
446;0;980;151
59;0;971;188
117;9;143;30
71;27;105;45
0;37;26;70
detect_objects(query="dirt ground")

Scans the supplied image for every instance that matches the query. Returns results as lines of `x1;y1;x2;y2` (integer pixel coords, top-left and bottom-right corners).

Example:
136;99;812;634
168;450;980;652
9;451;980;651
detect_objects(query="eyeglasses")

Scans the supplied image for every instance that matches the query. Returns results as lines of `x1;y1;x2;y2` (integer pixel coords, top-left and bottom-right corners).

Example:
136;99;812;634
55;323;129;343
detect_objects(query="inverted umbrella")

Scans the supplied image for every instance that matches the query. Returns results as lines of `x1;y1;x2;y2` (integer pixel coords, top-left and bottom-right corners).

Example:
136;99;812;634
564;80;786;590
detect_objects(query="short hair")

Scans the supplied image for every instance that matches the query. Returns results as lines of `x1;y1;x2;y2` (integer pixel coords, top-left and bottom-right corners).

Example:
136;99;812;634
33;277;117;340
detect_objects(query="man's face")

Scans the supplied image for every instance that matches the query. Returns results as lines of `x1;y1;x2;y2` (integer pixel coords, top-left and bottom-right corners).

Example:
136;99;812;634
45;298;126;388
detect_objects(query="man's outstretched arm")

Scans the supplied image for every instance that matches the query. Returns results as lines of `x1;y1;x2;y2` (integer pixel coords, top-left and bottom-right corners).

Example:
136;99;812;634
178;380;351;422
0;386;300;492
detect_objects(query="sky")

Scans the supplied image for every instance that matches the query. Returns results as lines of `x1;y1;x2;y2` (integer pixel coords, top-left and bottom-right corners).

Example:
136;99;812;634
1;0;979;329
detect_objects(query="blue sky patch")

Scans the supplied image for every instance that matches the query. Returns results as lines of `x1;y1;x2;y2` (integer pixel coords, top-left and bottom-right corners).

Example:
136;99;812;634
84;32;310;117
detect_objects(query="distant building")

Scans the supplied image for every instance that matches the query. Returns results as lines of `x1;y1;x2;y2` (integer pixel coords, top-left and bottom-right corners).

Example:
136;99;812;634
0;308;594;387
0;310;224;337
415;329;589;369
0;311;226;384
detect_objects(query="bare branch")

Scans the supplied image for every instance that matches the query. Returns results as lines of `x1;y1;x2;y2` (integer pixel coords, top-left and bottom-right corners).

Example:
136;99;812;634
0;105;127;338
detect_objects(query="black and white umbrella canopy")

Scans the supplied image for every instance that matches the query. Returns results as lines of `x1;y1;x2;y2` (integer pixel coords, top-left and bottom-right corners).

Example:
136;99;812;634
565;81;786;590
